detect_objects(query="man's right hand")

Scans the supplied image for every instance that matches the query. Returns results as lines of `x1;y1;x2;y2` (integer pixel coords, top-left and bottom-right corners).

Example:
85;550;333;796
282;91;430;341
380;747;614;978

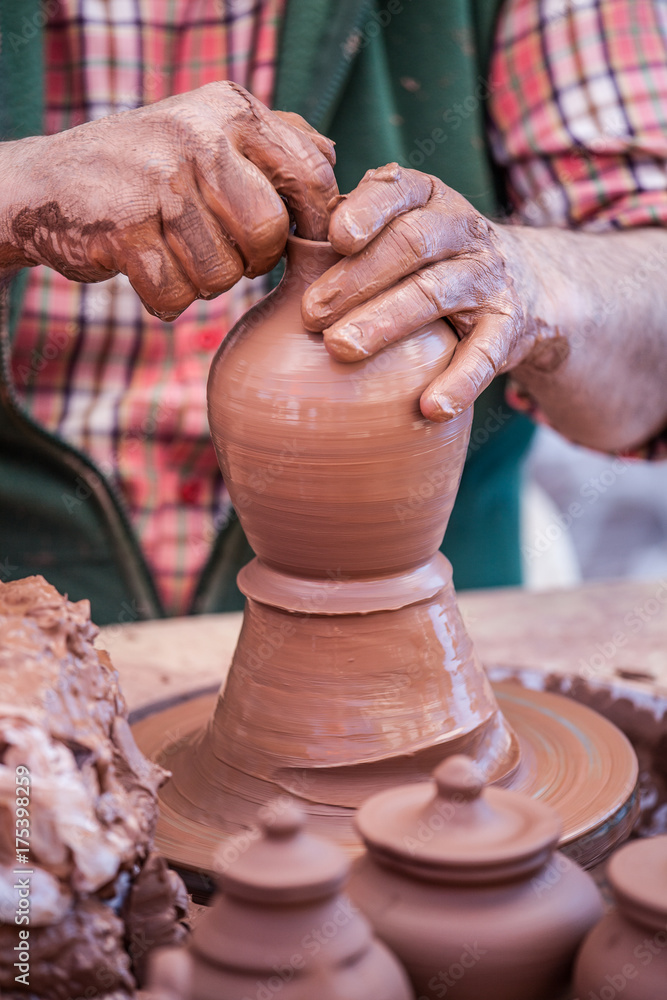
0;82;338;320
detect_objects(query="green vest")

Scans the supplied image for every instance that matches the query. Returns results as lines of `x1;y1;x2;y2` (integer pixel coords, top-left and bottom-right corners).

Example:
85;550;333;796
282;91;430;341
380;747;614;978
0;0;533;624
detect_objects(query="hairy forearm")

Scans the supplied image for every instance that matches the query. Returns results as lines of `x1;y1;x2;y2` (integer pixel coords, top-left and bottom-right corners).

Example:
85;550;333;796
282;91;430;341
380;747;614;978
496;224;667;452
0;137;45;274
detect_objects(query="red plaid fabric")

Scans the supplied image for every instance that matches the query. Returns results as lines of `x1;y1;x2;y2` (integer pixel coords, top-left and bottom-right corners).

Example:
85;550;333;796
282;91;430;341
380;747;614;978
489;0;667;455
12;0;284;614
489;0;667;229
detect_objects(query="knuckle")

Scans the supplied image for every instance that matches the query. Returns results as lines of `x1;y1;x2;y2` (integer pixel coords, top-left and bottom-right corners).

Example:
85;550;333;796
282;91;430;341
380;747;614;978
284;140;334;189
458;212;487;246
386;218;430;263
196;80;233;101
410;267;446;312
243;206;288;259
453;253;506;308
471;339;502;374
199;254;243;294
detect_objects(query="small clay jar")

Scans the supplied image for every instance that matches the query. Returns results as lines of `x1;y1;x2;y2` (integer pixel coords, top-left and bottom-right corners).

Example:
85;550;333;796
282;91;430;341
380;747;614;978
573;835;667;1000
152;800;414;1000
348;755;603;1000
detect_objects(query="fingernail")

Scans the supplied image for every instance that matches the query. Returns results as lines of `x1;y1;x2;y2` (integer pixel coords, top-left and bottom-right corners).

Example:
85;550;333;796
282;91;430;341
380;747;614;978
423;393;457;421
303;286;340;322
326;325;369;362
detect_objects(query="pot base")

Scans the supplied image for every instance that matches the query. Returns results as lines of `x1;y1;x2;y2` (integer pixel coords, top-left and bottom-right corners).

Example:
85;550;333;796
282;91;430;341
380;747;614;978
133;683;637;883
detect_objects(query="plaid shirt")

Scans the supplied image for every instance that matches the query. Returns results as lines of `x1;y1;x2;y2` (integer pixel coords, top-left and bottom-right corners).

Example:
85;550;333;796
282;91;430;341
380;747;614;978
10;0;667;612
489;0;667;458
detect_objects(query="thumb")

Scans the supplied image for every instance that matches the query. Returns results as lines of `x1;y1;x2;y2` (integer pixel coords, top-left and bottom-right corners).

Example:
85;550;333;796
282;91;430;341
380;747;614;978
420;312;513;421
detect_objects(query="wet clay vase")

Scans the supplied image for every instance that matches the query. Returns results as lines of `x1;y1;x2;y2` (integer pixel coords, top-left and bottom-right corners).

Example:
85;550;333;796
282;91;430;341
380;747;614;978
159;234;520;854
151;801;415;1000
574;835;667;1000
348;755;604;1000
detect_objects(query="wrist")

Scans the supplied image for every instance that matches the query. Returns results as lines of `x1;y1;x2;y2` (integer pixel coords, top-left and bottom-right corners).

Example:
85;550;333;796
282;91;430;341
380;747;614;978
489;223;542;336
490;221;574;372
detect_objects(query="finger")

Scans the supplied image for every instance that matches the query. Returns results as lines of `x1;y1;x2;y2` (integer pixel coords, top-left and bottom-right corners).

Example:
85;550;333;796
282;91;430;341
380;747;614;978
238;105;339;241
121;231;198;321
197;141;290;277
163;194;244;298
328;163;433;255
321;260;482;362
303;205;471;332
420;312;518;421
272;110;336;165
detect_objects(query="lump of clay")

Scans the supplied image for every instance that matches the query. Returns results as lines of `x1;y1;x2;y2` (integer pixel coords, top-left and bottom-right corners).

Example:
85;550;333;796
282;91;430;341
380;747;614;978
0;576;187;999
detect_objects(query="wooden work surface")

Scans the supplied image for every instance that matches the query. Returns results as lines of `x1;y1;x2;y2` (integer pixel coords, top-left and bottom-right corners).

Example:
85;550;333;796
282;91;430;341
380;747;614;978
100;578;667;725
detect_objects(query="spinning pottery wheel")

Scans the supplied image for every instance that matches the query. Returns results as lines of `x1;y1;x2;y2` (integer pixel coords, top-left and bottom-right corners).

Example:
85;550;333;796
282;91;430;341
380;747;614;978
134;236;637;879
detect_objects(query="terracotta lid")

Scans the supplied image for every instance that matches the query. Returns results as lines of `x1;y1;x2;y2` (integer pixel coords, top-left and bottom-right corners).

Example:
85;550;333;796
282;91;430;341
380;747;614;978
216;799;349;904
608;834;667;931
355;755;561;884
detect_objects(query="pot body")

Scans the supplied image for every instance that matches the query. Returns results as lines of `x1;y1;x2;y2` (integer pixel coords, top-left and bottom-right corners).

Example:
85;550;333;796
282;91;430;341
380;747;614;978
160;235;519;857
574;910;667;1000
189;892;415;1000
348;851;603;1000
207;236;468;578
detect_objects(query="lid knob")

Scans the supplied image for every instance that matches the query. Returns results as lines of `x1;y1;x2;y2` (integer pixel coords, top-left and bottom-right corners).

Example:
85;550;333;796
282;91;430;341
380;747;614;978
434;755;484;802
215;797;349;904
259;801;304;839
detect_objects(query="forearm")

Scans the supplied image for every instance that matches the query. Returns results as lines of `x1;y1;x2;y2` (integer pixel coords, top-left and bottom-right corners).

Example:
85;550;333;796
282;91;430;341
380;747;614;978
0;136;50;275
496;224;667;452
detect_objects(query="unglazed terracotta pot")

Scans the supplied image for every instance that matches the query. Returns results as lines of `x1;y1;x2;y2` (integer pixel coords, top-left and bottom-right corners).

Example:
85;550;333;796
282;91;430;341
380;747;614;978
348;755;603;1000
160;234;520;854
574;835;667;1000
151;801;415;1000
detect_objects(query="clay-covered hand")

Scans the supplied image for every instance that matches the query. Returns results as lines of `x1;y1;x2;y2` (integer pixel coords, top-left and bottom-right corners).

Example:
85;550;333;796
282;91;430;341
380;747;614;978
302;163;545;421
0;82;337;320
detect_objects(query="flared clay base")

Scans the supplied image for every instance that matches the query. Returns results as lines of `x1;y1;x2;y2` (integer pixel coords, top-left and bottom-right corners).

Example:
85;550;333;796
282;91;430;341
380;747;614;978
133;682;638;881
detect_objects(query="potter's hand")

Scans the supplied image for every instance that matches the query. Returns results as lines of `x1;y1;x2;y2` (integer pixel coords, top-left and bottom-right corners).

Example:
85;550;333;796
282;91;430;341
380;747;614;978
302;163;534;422
304;163;667;453
0;82;337;320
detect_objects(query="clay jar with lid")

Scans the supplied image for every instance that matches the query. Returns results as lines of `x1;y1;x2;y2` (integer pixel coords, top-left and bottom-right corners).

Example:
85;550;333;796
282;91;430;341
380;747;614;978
347;755;603;1000
573;835;667;1000
151;800;414;1000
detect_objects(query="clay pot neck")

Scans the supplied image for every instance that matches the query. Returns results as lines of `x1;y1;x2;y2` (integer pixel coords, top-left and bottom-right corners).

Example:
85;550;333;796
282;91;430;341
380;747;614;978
284;234;341;287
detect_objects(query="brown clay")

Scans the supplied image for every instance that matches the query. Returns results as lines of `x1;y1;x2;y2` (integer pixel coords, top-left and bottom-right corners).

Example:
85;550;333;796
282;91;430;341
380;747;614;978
0;576;187;998
574;835;667;1000
155;233;521;861
150;801;415;1000
348;755;604;1000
